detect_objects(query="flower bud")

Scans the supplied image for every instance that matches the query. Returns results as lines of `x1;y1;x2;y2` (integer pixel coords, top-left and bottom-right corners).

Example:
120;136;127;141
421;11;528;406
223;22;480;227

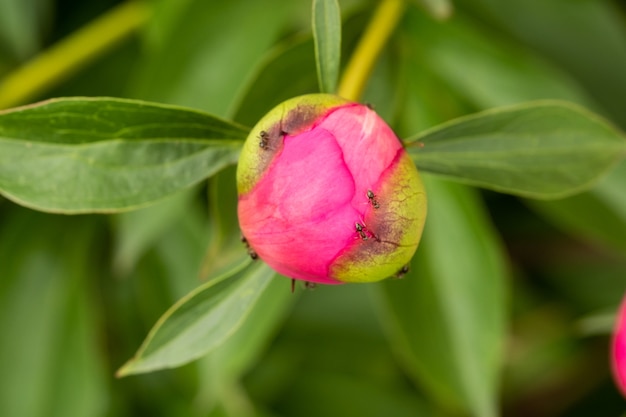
612;293;626;397
237;94;426;284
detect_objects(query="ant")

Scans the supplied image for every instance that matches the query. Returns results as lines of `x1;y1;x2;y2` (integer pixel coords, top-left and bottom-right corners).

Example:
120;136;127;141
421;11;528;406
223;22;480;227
290;279;317;293
259;130;270;150
395;264;409;279
367;189;380;209
240;234;258;260
355;222;368;240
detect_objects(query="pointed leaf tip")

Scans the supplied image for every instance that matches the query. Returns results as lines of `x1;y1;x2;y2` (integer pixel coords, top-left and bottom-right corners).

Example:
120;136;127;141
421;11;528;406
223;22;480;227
406;100;626;199
116;260;276;376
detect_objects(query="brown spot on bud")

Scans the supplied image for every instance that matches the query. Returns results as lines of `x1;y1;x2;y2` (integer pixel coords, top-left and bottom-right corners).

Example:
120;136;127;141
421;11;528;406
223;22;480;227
280;104;327;136
259;130;270;150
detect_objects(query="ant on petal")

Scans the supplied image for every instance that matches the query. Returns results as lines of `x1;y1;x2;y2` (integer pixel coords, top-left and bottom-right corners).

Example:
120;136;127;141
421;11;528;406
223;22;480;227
367;189;380;209
355;222;368;240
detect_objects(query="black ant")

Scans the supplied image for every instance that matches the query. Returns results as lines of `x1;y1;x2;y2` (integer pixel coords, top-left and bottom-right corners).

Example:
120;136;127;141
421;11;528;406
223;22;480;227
355;222;368;240
367;189;380;209
290;279;317;293
259;130;270;150
241;234;258;260
395;264;409;279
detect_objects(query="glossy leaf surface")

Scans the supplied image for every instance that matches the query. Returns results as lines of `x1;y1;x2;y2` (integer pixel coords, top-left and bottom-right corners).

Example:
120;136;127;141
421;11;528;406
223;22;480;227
312;0;341;93
406;101;626;199
117;260;277;376
0;97;247;212
379;176;507;417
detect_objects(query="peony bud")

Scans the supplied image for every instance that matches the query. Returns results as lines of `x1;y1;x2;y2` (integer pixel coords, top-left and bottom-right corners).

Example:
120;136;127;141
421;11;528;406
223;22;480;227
612;293;626;397
237;94;426;285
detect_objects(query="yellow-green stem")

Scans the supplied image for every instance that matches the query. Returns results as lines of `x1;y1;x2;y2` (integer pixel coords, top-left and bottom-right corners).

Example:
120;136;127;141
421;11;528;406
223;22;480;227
0;1;150;110
337;0;406;101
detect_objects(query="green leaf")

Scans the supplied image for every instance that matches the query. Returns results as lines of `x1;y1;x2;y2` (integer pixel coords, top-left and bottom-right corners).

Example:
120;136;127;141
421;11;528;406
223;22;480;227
150;198;213;299
0;207;108;417
378;177;507;417
233;11;368;126
201;168;295;387
115;197;214;360
0;0;50;60
312;0;341;94
117;259;277;376
205;274;295;380
202;166;249;279
406;101;626;199
233;36;318;126
274;372;431;417
527;159;626;255
401;9;592;110
111;186;199;276
455;0;626;127
131;0;297;117
0;97;248;213
410;0;453;20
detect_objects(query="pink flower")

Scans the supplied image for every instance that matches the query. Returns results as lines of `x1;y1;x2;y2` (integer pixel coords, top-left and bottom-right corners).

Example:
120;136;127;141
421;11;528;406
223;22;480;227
237;94;427;284
612;293;626;397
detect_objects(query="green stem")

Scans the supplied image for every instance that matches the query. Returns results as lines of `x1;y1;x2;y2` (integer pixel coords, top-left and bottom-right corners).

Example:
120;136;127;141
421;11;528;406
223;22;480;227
0;1;150;110
337;0;406;101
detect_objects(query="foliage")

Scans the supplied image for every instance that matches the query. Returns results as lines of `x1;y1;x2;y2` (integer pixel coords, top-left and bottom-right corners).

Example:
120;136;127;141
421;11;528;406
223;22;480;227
0;0;625;416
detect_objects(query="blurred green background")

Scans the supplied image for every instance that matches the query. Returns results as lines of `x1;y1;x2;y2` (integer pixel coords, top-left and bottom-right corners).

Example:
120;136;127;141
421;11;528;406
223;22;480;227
1;0;625;416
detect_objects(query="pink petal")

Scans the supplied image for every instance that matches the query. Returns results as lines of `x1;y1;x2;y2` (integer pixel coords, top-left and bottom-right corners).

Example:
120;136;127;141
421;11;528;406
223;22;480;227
319;105;403;211
238;121;359;284
237;94;426;284
612;293;626;397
